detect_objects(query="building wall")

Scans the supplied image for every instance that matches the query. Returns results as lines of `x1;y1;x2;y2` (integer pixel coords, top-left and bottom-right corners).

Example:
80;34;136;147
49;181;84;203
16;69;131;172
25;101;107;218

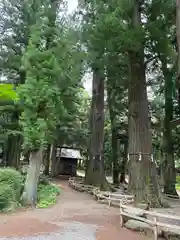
59;157;77;176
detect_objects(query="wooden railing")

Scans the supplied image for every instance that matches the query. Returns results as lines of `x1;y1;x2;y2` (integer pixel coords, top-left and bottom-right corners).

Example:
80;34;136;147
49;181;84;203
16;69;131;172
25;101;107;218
120;204;180;240
68;177;180;240
93;188;134;207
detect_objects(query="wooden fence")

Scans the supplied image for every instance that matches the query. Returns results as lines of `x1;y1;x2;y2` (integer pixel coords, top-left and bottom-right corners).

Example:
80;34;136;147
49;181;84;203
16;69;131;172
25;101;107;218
68;177;180;240
120;204;180;240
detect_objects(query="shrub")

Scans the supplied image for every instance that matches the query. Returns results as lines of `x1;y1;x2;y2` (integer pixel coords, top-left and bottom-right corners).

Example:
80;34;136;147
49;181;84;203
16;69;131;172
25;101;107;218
0;168;23;201
0;184;16;210
37;183;60;208
176;175;180;184
0;167;59;211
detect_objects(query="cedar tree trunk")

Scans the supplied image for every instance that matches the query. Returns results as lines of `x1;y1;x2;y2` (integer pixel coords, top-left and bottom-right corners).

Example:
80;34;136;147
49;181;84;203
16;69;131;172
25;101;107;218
128;0;165;207
161;61;178;196
22;148;43;206
107;79;119;184
85;67;108;189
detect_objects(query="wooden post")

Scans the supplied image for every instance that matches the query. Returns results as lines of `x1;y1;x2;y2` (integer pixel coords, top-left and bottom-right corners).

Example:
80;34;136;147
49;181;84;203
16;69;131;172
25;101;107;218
96;189;100;201
119;201;124;227
97;194;100;201
153;217;158;240
108;192;111;207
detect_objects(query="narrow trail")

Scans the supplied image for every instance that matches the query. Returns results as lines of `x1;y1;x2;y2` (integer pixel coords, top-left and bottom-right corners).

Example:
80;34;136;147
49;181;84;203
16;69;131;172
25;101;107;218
0;181;148;240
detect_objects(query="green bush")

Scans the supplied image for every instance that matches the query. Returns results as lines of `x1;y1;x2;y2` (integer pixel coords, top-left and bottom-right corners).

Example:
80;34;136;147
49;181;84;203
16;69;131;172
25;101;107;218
0;167;59;211
176;176;180;190
0;168;23;201
0;184;16;210
37;183;60;208
176;175;180;184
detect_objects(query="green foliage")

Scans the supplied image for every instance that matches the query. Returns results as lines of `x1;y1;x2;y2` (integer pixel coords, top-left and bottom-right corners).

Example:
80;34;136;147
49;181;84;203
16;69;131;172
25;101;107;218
0;168;23;211
37;183;60;208
0;168;23;201
0;166;60;211
0;84;18;101
0;0;178;203
176;176;180;190
176;175;180;184
0;0;42;83
17;27;61;150
0;184;16;210
0;0;87;158
16;1;85;152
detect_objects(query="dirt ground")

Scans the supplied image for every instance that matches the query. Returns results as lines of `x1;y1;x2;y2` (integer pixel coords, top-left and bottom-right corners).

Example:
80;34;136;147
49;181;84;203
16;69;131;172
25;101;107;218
0;180;149;240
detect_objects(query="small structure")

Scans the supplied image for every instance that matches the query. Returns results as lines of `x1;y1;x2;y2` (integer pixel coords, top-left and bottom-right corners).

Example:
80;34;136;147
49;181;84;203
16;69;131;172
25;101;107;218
56;147;82;177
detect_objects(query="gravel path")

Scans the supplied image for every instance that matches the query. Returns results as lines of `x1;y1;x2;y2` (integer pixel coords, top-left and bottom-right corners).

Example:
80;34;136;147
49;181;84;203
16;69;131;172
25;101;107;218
0;222;97;240
0;181;148;240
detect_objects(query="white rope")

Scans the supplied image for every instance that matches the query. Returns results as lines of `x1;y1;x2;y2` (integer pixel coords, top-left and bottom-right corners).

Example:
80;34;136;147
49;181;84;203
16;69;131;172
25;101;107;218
128;152;154;162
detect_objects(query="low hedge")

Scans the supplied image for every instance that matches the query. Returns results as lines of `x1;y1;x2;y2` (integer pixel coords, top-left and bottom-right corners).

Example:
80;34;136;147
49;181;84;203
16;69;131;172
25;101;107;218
0;168;23;210
0;168;23;200
0;184;16;210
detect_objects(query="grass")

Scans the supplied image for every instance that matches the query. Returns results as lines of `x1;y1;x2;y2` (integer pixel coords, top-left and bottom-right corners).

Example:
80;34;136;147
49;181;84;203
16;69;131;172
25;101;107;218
176;184;180;191
37;183;60;208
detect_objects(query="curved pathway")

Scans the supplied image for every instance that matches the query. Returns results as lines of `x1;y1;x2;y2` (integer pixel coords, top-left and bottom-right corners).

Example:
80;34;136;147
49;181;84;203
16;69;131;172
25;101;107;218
0;181;148;240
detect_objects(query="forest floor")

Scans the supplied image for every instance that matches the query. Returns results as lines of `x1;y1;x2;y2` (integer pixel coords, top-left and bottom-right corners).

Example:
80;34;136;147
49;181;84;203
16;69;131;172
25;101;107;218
0;180;148;240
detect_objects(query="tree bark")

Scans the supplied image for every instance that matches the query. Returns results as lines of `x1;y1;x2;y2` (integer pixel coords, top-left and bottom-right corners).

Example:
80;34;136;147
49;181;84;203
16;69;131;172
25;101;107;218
176;0;180;107
22;148;43;206
54;147;61;176
85;67;108;189
128;0;165;207
50;142;57;177
161;62;178;196
43;144;51;176
16;135;22;169
111;128;119;184
6;134;21;168
107;79;119;184
120;139;128;183
6;135;14;167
